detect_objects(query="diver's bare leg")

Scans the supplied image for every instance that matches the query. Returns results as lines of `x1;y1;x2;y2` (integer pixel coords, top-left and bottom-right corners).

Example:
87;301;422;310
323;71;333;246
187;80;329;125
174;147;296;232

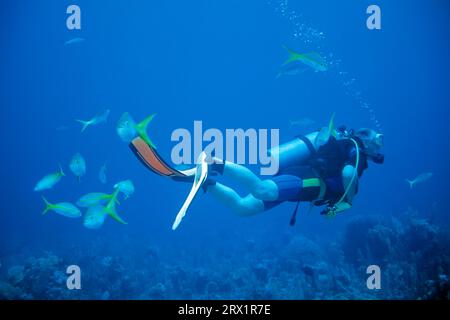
213;158;279;201
208;182;265;216
218;160;262;189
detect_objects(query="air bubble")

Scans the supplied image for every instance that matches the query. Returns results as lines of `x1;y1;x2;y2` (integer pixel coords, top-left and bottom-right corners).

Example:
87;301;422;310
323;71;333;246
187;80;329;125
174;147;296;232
268;0;382;131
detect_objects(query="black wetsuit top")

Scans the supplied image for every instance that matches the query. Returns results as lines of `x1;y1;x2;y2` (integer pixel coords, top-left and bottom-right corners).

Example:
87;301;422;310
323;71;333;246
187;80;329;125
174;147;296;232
276;136;369;204
312;136;368;178
312;136;368;203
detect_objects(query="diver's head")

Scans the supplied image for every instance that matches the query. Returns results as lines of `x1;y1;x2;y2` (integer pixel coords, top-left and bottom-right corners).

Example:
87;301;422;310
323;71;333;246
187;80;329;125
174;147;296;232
354;128;384;164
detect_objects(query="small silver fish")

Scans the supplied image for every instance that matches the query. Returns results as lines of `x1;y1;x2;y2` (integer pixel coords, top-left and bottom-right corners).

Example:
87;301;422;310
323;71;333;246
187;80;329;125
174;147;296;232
83;205;107;229
76;109;110;132
277;61;308;78
99;164;107;184
96;109;111;123
406;172;433;189
34;166;65;192
42;197;81;218
64;37;85;46
69;153;86;182
114;180;135;199
289;117;316;128
56;126;70;131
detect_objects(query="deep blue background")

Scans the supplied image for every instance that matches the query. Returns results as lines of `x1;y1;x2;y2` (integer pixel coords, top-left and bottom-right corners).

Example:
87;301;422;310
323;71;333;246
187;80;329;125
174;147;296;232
0;0;449;297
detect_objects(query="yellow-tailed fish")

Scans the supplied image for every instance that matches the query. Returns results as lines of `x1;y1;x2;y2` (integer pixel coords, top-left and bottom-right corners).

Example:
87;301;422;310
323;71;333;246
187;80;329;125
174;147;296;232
69;153;86;182
83;205;107;229
76;192;117;207
42;197;81;218
34;165;65;192
116;112;137;143
282;46;328;72
135;114;157;149
113;180;135;199
314;113;336;149
104;195;127;225
116;112;157;148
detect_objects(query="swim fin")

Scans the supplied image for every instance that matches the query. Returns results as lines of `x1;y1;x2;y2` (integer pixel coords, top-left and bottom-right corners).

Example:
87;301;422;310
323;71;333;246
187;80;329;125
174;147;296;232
172;151;208;230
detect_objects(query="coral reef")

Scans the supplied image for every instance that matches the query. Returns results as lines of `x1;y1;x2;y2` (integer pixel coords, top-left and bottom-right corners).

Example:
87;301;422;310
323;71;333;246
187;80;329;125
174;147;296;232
1;209;449;300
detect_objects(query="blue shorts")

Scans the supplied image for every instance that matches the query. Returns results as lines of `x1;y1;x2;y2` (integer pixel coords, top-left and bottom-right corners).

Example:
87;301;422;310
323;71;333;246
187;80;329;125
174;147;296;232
263;175;321;210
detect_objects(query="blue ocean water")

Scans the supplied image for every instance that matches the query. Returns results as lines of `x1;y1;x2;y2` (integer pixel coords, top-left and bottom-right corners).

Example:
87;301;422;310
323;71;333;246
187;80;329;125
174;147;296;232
1;0;449;299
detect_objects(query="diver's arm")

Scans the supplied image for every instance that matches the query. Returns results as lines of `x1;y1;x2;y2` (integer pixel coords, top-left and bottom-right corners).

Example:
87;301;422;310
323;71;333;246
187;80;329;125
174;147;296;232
341;165;358;205
322;165;358;216
323;165;357;215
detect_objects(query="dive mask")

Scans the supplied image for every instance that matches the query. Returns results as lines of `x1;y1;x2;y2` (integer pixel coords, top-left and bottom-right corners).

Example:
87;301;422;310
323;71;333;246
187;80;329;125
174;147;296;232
374;133;384;148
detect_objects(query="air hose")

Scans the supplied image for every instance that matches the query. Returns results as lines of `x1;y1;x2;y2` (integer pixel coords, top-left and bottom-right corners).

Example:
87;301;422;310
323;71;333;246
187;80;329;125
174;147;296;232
328;137;360;215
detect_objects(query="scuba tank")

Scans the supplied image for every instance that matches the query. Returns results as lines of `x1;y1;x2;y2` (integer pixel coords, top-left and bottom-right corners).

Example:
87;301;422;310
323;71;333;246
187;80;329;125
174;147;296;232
269;131;319;173
270;114;336;173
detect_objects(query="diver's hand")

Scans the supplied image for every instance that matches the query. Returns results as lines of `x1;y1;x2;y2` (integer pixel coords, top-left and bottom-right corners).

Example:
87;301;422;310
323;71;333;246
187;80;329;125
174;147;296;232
321;206;335;216
321;202;352;217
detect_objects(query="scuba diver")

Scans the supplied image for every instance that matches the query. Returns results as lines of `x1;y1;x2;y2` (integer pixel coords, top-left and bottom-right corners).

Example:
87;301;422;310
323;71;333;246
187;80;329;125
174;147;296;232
125;114;384;229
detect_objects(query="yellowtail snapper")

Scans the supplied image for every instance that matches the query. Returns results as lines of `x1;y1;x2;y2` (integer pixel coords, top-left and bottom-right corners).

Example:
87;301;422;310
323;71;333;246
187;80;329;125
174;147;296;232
103;194;127;225
114;180;135;199
69;153;86;182
76;192;118;208
83;205;108;229
33;165;65;192
314;113;336;149
42;197;81;218
116;112;157;149
282;46;328;72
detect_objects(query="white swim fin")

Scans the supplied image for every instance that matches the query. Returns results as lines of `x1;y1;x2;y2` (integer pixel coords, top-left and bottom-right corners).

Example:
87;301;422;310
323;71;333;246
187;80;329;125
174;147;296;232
172;151;208;230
